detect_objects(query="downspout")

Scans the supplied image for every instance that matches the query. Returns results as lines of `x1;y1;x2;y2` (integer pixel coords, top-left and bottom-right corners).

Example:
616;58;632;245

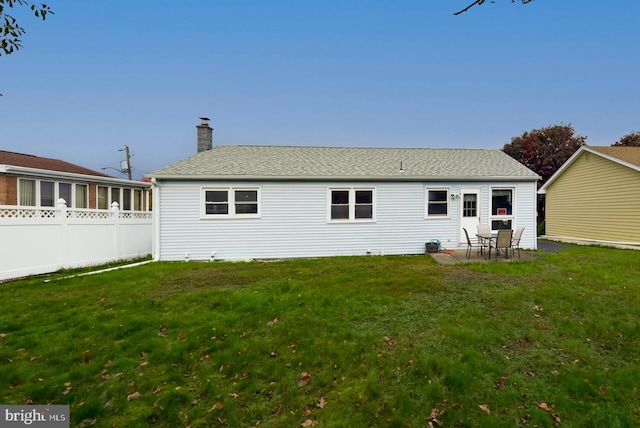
151;178;161;262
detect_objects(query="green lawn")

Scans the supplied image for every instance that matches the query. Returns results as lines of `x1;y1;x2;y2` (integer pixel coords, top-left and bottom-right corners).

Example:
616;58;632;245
1;246;640;427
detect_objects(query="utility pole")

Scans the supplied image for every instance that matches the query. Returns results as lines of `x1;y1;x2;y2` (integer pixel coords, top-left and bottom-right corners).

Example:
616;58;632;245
118;145;133;180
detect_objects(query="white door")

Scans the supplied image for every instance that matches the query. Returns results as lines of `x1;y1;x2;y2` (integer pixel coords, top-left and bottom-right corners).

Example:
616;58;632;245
459;188;481;244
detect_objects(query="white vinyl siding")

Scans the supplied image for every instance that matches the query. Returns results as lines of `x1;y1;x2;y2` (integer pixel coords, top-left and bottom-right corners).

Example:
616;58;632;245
155;180;538;261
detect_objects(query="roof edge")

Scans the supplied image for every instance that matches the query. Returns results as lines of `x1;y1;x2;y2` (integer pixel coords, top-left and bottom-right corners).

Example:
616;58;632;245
2;165;151;187
147;173;540;182
539;145;640;194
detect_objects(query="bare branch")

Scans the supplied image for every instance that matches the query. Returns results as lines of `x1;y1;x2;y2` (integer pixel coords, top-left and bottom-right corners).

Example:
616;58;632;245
454;0;535;16
454;0;486;16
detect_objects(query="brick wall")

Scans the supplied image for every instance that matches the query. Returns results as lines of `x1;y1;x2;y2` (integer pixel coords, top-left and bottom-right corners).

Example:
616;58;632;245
0;175;18;205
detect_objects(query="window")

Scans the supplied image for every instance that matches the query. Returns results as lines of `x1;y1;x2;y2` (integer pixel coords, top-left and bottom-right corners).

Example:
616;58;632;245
75;184;88;209
234;190;258;214
19;179;36;206
111;188;121;208
490;188;514;230
97;186;109;209
202;188;260;218
426;188;449;217
463;193;477;218
59;183;72;207
133;189;142;211
123;189;132;211
328;188;375;222
40;181;55;207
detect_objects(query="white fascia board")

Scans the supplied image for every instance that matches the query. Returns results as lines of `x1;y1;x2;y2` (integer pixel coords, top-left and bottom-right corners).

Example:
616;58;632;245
148;174;540;182
2;165;151;187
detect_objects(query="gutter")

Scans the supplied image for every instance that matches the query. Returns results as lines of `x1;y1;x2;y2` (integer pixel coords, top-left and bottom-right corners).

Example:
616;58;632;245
147;174;541;183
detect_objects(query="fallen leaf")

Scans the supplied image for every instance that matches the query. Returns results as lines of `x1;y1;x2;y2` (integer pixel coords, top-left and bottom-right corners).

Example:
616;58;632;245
0;333;8;338
127;391;141;401
299;372;311;387
552;412;561;424
301;420;317;427
229;393;239;399
209;402;224;411
267;317;279;327
538;403;554;412
317;397;326;409
140;352;149;360
62;387;72;396
479;404;491;414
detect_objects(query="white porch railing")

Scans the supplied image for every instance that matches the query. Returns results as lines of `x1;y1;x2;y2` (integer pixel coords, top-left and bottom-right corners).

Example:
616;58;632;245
0;200;152;282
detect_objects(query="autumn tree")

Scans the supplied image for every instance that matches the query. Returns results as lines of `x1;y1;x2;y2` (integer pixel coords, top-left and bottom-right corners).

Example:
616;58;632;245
612;131;640;147
454;0;534;15
502;124;586;186
1;0;52;56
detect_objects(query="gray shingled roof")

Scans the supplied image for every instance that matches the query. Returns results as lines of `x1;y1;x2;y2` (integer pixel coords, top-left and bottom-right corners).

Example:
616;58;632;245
148;145;540;181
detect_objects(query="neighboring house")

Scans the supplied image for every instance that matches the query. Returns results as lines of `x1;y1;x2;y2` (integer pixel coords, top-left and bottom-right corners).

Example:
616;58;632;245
0;150;153;281
539;145;640;245
0;150;151;211
147;121;540;261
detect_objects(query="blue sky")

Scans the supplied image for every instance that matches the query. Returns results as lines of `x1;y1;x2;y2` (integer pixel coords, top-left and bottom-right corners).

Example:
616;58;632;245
2;1;639;179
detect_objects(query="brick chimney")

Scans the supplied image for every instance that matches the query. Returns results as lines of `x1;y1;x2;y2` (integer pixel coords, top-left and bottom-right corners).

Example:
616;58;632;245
196;117;213;153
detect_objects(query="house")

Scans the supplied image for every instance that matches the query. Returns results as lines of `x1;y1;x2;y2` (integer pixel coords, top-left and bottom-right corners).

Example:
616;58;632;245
538;145;640;245
147;120;540;261
0;150;151;211
0;150;153;281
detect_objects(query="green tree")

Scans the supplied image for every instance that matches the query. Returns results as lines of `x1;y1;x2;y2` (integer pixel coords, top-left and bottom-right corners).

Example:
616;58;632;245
1;0;52;56
502;124;586;186
612;131;640;147
455;0;534;15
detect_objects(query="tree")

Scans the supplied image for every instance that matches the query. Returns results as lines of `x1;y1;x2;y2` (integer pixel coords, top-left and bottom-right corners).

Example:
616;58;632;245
1;0;52;56
502;124;587;186
612;131;640;147
454;0;534;15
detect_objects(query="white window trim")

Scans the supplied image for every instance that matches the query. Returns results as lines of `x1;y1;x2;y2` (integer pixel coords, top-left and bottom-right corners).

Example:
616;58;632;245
425;187;451;219
327;187;376;223
489;186;516;230
200;187;261;219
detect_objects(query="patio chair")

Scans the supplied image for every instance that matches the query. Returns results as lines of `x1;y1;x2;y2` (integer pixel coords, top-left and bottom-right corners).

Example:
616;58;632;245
490;229;513;260
510;227;525;258
463;227;486;259
477;224;491;246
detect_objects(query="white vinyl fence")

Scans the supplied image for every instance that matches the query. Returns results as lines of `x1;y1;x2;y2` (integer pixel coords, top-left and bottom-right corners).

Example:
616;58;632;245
0;200;152;281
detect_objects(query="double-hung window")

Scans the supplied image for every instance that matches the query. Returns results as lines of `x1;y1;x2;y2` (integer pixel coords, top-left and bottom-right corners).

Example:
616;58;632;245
426;188;450;218
328;188;375;222
202;187;260;218
490;188;514;230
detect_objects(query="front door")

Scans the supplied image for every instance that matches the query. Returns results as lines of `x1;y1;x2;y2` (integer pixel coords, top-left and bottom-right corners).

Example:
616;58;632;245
459;188;481;245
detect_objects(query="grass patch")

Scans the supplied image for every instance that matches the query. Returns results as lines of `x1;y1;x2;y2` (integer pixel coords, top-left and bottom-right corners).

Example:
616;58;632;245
1;248;640;427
